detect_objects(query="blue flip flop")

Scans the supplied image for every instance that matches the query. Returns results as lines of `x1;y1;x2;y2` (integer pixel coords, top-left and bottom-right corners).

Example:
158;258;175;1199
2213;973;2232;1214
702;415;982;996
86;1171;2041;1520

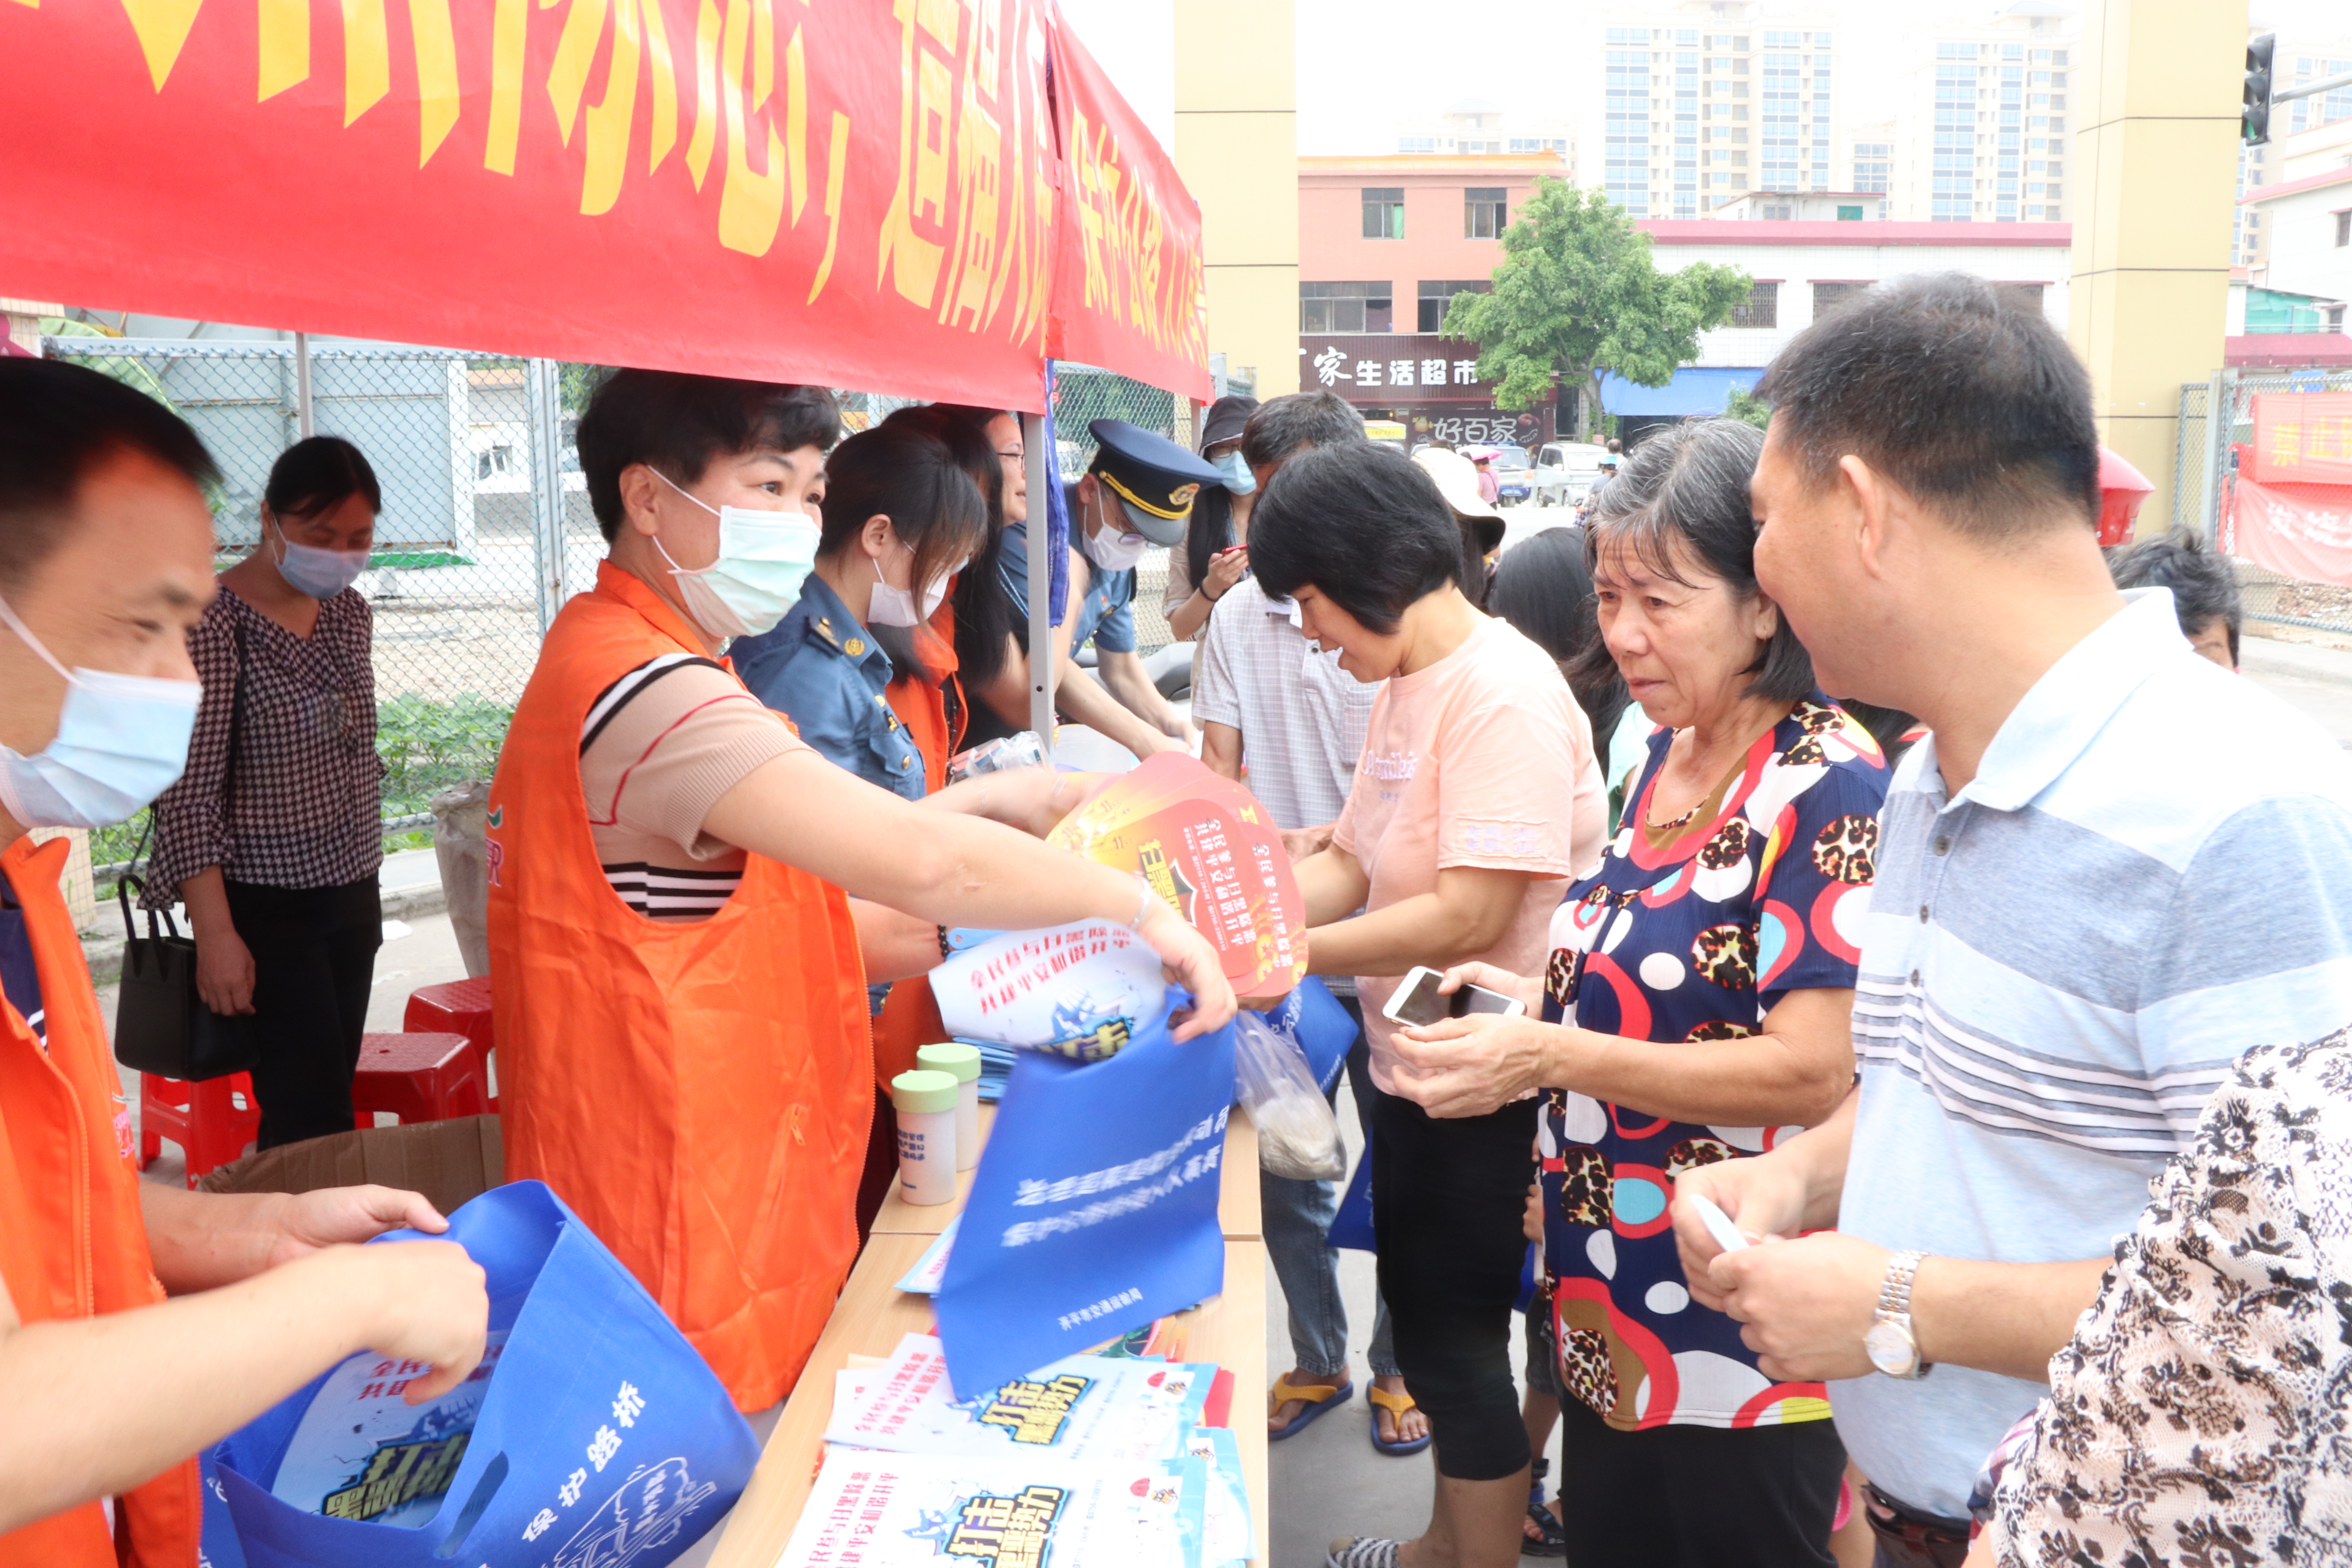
1269;1376;1354;1440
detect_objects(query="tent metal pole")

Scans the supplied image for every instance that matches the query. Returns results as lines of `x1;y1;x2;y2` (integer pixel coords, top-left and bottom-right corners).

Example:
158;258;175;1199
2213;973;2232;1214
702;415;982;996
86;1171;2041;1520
293;331;314;439
1023;409;1055;755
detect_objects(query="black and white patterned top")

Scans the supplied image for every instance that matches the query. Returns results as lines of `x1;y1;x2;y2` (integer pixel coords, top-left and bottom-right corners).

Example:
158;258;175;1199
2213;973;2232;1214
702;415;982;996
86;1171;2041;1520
145;586;383;905
1989;1025;2352;1566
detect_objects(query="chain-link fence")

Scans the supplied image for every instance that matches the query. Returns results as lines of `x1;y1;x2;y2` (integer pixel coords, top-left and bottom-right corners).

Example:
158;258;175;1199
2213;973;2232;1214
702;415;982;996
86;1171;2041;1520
46;338;602;869
2174;367;2352;638
1051;365;1183;655
45;337;1189;870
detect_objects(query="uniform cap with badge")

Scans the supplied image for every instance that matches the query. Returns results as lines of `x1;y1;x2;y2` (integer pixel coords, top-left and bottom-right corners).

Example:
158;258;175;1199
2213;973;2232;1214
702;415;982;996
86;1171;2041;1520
1083;419;1225;548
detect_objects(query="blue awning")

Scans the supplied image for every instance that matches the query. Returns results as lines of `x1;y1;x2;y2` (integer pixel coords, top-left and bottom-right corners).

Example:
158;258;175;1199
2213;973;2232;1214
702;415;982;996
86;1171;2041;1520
1597;366;1764;416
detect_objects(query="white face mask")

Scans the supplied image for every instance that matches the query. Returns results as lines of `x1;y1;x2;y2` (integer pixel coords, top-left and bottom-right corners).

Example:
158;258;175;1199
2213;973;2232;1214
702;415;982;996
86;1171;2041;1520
269;514;370;600
0;592;202;829
650;470;819;640
867;546;966;629
1080;512;1152;573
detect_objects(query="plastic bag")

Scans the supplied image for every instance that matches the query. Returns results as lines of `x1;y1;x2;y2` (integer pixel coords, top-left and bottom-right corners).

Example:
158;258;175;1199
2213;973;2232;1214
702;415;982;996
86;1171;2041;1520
1233;1011;1345;1181
429;780;490;978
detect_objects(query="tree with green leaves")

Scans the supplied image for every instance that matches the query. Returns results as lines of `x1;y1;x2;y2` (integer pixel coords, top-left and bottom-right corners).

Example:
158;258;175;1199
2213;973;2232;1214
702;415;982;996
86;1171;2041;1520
1443;178;1753;440
1724;385;1773;431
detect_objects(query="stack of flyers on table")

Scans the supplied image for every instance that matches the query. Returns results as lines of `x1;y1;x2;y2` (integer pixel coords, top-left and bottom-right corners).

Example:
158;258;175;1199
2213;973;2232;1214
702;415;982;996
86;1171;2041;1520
776;1332;1252;1568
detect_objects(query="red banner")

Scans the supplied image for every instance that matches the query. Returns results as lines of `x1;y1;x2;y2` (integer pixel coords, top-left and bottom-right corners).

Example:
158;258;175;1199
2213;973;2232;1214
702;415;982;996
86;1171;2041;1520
1042;20;1206;399
0;0;1207;407
2250;392;2352;487
2224;473;2352;586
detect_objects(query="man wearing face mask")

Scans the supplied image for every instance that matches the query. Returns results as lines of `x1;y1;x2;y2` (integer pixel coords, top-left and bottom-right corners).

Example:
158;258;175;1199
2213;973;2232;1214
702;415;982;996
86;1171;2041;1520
490;370;1236;1414
0;359;490;1566
147;434;390;1149
990;420;1222;760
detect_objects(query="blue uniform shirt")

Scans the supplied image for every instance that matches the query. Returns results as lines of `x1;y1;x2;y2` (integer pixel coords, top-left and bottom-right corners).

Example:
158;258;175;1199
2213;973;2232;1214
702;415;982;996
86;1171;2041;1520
732;573;926;803
995;493;1136;659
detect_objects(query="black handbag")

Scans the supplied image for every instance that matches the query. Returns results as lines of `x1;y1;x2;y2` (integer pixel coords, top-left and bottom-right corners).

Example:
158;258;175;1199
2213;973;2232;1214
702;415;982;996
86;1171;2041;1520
113;612;261;1081
113;866;259;1080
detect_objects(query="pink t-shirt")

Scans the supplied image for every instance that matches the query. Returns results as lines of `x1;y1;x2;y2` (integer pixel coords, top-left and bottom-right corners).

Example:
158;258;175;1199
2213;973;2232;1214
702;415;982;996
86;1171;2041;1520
1335;615;1608;1091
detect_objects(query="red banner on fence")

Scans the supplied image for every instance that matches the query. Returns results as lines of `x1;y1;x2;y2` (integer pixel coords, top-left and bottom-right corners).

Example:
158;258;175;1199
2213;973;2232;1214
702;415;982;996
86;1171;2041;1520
2224;472;2352;586
2250;392;2352;487
0;0;1207;408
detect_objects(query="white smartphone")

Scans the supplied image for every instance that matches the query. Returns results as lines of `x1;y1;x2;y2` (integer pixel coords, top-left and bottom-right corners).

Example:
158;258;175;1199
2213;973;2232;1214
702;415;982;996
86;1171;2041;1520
1688;1193;1750;1253
1381;965;1528;1028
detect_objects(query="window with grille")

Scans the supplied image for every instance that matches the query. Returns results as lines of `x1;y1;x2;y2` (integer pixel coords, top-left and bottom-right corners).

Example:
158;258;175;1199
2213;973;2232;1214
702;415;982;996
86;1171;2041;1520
1361;189;1405;240
1465;188;1509;239
1417;279;1491;333
1300;281;1394;333
1730;281;1779;327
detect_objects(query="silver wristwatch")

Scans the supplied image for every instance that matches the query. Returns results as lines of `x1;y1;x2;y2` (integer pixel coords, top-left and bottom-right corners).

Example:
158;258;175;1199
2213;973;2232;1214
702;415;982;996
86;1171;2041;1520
1863;1249;1933;1380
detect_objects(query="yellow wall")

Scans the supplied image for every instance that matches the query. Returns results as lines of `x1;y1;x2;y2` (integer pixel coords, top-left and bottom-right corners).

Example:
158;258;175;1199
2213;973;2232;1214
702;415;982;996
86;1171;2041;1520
1175;0;1299;396
2068;0;2247;534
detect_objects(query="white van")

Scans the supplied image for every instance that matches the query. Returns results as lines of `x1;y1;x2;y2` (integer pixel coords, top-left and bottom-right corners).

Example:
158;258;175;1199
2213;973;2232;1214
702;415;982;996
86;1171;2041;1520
1530;442;1609;507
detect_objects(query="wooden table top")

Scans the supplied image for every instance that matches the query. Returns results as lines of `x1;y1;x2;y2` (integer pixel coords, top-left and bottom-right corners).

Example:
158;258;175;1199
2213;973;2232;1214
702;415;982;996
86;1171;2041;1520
705;1106;1270;1568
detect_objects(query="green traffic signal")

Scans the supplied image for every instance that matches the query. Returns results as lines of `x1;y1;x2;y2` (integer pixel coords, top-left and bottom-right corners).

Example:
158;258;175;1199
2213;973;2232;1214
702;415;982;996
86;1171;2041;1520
2245;33;2276;145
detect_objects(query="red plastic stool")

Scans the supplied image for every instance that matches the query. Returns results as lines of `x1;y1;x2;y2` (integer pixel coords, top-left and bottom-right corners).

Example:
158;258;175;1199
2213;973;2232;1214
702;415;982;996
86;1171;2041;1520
140;1072;261;1189
352;1032;490;1128
403;975;497;1110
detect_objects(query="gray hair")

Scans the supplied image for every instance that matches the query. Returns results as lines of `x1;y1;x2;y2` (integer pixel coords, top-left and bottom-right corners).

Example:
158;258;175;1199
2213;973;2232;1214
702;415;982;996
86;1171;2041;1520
1240;390;1367;472
1571;417;1815;706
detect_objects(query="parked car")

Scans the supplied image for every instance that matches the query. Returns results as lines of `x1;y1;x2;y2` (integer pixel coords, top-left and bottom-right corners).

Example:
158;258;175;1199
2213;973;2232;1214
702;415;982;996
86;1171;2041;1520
1530;441;1609;507
1485;445;1534;506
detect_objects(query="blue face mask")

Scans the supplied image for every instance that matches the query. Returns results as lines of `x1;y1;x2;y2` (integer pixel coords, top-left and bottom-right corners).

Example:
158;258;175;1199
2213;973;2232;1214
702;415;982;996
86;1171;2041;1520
271;513;370;600
1211;448;1256;496
0;592;202;830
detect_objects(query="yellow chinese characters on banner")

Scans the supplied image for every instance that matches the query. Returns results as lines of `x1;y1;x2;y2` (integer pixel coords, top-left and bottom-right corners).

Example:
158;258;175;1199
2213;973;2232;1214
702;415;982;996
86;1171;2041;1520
2;0;1206;404
2252;392;2352;488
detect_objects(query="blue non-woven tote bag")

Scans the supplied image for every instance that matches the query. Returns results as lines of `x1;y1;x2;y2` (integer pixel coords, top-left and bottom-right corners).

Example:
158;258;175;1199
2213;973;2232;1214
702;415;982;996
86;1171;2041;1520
209;1180;758;1568
1263;975;1357;1096
936;994;1235;1397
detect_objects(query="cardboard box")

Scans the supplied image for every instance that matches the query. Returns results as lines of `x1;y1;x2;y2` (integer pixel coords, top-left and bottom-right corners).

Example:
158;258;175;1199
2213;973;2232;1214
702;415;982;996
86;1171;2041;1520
197;1115;503;1217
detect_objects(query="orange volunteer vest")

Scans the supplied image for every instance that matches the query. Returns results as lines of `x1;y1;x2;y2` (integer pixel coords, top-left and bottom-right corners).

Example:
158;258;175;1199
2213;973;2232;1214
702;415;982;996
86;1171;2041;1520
871;602;963;1085
486;563;873;1411
0;835;202;1568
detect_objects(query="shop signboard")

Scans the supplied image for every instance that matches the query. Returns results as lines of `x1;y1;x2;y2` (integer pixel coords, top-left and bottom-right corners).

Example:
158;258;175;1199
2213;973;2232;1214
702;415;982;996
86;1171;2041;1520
1299;333;1551;450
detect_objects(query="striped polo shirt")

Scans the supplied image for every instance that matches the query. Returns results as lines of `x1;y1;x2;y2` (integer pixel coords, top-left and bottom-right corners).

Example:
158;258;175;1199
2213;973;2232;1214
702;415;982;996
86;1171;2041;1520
1829;589;2352;1520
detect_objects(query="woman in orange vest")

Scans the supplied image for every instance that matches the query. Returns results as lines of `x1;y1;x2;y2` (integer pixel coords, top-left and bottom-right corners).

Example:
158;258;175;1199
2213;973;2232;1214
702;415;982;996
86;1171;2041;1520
488;369;1233;1416
0;361;489;1566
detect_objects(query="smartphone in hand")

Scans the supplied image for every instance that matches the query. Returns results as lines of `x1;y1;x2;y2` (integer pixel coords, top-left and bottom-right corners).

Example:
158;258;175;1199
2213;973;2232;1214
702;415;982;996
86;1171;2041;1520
1381;965;1526;1028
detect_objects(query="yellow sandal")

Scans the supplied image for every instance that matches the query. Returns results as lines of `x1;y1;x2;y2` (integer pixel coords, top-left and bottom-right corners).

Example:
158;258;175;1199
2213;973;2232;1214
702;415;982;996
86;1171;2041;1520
1368;1383;1432;1456
1269;1375;1354;1440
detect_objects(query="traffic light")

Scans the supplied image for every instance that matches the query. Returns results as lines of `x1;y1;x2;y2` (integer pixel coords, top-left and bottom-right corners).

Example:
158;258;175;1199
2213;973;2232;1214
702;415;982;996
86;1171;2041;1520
2245;33;2276;145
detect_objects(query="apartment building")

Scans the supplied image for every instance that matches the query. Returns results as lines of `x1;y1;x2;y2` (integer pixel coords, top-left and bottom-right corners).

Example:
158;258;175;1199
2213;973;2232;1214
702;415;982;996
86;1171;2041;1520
1392;100;1575;169
2238;30;2352;266
1887;0;2076;223
1585;0;1842;220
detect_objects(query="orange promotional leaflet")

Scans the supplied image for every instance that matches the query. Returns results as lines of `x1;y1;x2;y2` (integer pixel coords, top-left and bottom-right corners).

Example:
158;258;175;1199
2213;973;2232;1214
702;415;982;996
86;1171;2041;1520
1047;754;1307;998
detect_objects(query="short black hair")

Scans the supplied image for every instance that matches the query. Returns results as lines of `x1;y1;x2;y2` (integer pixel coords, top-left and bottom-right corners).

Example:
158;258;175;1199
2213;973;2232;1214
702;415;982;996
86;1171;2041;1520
265;434;381;524
1239;390;1365;472
575;369;840;542
2108;529;2243;664
1248;443;1460;634
1754;272;2100;539
0;358;220;590
1488;524;1632;771
1572;417;1815;706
